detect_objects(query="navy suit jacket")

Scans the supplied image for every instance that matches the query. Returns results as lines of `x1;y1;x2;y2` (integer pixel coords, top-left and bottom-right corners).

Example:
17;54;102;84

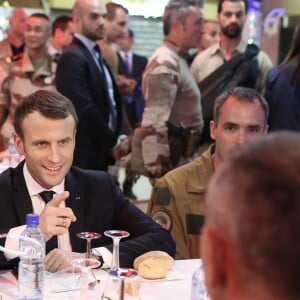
56;37;122;171
265;55;300;131
118;52;148;124
0;162;175;269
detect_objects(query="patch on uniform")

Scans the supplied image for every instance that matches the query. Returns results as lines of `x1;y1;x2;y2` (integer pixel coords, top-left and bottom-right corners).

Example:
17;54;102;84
152;210;172;231
186;214;204;235
153;187;171;206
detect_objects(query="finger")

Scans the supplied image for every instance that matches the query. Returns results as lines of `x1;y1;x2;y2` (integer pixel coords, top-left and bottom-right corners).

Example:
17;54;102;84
47;257;67;273
57;217;69;228
51;207;76;223
47;191;70;208
45;249;59;270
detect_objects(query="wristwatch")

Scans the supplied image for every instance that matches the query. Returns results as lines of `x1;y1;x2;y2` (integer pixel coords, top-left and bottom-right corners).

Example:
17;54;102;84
91;249;104;268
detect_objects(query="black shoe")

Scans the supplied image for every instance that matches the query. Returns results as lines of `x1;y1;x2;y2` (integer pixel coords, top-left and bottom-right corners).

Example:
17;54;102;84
123;180;137;199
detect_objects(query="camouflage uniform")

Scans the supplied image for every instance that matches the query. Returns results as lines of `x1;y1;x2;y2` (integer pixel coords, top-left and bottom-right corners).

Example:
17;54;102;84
140;40;204;177
147;144;215;259
0;38;21;89
0;49;56;138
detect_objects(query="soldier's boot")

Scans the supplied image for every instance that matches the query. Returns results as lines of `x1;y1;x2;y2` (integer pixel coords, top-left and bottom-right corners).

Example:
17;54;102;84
123;179;137;200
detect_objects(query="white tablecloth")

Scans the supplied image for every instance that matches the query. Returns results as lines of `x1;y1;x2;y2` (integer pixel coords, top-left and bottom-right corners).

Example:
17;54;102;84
0;259;202;300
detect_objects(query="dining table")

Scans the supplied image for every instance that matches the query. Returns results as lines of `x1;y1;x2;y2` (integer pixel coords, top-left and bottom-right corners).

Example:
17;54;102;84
0;259;204;300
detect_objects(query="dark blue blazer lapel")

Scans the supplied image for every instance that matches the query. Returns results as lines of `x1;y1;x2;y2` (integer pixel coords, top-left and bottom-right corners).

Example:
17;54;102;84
74;38;122;134
117;52;129;76
12;161;34;225
73;37;111;102
65;168;86;252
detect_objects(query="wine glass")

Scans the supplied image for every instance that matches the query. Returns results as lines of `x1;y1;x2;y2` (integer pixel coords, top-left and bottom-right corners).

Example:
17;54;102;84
76;232;101;258
103;230;131;299
109;268;138;300
104;230;129;269
72;258;100;300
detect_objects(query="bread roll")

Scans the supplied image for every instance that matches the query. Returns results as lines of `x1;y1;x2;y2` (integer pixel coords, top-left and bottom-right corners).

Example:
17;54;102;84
133;250;174;270
134;251;174;280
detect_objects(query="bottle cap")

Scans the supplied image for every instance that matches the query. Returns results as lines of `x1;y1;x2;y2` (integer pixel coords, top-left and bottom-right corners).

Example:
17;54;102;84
26;213;39;226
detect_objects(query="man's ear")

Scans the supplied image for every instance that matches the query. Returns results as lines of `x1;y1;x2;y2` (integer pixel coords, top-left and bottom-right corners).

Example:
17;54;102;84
173;18;183;34
201;227;228;300
210;120;217;141
14;134;24;155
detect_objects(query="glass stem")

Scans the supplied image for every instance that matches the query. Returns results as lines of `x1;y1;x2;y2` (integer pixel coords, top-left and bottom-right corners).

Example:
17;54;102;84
113;238;120;269
120;278;125;300
86;239;91;258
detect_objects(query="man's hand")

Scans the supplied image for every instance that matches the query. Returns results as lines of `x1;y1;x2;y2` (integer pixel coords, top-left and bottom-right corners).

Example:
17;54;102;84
39;191;77;241
45;249;85;273
117;75;137;95
112;135;131;160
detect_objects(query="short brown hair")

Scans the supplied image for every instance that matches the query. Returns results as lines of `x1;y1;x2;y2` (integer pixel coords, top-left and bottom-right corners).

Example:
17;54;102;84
14;90;78;139
213;86;269;126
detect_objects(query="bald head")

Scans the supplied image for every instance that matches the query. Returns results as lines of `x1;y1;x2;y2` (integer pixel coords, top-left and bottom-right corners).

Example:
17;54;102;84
9;8;28;37
72;0;106;40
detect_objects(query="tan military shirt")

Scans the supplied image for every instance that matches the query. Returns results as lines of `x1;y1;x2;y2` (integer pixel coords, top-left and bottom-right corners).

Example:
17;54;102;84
0;49;56;138
190;40;272;94
147;144;215;259
141;40;203;177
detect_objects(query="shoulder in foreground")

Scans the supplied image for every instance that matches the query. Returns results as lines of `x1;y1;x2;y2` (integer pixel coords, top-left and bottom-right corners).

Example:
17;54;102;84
69;166;111;181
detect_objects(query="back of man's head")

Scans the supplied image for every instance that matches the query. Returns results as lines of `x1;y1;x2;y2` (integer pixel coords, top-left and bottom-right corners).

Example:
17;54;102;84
203;131;300;299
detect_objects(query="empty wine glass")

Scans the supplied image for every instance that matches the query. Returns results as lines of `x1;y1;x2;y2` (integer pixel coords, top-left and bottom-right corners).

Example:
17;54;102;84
109;268;138;300
104;230;129;269
77;232;101;258
72;258;100;300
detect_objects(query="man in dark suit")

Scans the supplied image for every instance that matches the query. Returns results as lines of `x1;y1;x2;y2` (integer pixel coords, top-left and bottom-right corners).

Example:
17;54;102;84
117;29;148;128
56;0;127;171
117;29;148;199
0;90;175;272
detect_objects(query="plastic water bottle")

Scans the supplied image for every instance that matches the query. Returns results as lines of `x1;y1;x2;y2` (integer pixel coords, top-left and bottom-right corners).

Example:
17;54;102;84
18;213;45;300
191;261;210;300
